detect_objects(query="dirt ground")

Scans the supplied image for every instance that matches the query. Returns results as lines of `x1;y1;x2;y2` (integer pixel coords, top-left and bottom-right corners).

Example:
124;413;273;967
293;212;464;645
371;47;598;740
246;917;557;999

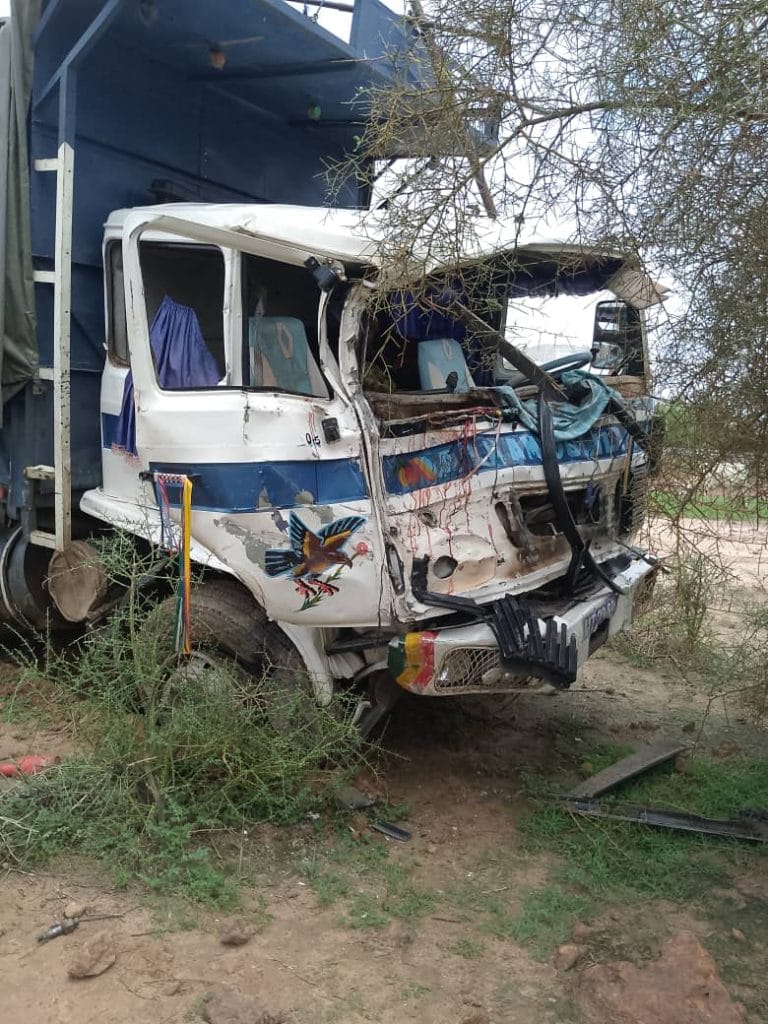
1;522;767;1024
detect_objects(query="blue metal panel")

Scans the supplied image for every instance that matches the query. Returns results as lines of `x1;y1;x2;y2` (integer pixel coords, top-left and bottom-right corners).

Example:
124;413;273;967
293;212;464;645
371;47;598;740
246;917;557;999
36;0;124;117
13;0;413;515
350;0;414;59
2;374;102;517
382;427;631;496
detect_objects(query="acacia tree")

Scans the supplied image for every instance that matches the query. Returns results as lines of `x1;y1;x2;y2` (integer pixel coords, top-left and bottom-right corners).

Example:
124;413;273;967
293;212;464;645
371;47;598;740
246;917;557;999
336;0;768;510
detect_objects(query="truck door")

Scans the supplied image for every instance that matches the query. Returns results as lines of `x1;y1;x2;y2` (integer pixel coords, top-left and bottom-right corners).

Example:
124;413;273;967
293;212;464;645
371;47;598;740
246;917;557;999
119;213;388;629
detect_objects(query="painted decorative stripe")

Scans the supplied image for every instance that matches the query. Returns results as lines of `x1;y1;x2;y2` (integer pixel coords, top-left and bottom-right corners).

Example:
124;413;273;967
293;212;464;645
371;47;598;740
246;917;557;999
101;415;368;511
145;459;368;512
381;424;629;496
101;413;123;451
389;631;438;690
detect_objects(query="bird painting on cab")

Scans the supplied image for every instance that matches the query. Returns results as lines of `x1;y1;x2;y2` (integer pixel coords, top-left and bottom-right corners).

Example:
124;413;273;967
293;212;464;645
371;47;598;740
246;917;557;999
264;512;368;610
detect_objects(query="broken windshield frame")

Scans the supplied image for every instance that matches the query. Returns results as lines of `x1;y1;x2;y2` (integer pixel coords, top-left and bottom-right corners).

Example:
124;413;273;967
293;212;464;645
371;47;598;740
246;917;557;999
360;251;641;398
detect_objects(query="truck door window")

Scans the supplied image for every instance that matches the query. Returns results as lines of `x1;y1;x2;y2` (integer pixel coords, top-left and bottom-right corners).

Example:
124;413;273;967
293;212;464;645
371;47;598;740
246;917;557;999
139;242;226;388
106;242;129;366
241;253;329;399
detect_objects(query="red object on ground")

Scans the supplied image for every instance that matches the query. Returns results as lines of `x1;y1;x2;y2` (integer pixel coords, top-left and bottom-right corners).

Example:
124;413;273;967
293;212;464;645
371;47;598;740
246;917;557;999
0;755;58;777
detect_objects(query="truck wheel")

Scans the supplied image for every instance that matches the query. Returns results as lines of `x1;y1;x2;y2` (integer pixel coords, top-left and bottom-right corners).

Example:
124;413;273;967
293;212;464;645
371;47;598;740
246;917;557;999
139;577;315;725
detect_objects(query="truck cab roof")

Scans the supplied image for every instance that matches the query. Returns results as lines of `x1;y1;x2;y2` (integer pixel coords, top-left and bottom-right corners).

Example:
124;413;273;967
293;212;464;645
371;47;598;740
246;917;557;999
105;202;667;308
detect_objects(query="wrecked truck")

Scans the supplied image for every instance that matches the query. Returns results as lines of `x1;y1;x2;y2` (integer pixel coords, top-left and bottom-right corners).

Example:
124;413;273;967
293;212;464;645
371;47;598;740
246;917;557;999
0;1;661;732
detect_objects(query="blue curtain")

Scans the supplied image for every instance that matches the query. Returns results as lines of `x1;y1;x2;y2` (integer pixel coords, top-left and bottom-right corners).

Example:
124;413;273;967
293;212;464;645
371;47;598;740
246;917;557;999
113;296;220;456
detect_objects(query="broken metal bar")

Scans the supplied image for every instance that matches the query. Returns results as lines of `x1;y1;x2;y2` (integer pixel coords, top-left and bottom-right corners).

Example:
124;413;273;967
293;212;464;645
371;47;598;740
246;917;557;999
565;800;768;844
371;820;412;842
287;0;355;10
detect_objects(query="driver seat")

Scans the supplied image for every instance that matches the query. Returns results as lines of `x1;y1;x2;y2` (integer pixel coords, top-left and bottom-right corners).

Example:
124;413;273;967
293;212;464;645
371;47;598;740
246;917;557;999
417;338;474;392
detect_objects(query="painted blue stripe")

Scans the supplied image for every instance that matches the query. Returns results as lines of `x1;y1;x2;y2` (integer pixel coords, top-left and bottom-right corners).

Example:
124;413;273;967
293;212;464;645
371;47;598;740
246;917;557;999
102;414;368;510
381;425;630;496
101;413;121;450
147;459;368;512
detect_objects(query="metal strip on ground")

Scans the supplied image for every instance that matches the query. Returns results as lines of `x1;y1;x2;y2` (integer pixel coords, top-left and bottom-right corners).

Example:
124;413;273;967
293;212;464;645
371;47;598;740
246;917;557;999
565;800;768;844
566;738;687;799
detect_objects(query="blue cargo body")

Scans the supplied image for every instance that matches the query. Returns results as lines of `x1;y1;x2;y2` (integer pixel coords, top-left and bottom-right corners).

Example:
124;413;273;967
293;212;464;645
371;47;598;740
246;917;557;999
2;0;414;517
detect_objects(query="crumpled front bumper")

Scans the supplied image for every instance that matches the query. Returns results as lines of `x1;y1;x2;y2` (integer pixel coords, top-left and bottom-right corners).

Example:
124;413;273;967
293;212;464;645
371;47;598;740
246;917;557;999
388;554;658;696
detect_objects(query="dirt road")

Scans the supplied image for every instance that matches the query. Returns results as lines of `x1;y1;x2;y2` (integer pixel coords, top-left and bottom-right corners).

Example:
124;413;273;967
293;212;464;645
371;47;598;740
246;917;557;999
1;523;767;1023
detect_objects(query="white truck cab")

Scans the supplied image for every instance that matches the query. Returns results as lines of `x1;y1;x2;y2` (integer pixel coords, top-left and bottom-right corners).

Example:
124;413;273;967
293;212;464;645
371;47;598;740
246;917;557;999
76;203;661;724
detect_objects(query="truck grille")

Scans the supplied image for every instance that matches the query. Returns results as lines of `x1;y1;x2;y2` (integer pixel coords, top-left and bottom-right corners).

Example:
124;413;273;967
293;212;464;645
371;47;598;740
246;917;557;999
434;647;536;693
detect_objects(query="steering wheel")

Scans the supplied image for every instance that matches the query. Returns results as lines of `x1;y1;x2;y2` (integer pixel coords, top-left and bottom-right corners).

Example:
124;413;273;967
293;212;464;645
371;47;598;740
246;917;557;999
539;352;592;375
499;351;592;388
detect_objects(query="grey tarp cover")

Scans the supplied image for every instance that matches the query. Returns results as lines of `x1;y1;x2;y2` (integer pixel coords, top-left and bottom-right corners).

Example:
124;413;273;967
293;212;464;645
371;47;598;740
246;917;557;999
0;0;41;418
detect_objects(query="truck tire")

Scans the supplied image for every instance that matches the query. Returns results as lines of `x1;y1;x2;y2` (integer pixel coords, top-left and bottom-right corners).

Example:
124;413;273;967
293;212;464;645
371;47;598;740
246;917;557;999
139;577;314;723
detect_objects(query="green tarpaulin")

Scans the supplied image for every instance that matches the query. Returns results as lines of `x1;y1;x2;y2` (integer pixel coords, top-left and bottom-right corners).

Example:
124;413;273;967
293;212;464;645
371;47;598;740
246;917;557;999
0;0;41;417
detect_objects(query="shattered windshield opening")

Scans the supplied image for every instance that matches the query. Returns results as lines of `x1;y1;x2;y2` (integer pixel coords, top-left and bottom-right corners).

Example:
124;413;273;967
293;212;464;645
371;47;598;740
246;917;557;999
505;290;616;368
361;251;638;398
361;273;504;395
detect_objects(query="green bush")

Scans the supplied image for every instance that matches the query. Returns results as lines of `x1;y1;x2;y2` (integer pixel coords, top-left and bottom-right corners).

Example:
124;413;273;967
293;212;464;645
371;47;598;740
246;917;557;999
0;536;363;901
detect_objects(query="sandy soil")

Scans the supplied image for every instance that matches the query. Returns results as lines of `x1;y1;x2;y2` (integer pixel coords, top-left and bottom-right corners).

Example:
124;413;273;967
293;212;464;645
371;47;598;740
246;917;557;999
0;525;766;1024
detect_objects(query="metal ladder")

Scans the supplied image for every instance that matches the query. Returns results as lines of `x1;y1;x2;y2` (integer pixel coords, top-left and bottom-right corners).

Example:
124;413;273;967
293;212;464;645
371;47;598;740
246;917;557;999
24;0;125;553
28;138;74;552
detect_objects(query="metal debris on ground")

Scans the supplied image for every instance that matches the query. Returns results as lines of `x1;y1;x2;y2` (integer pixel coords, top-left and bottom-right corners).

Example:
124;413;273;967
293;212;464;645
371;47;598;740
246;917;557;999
370;820;412;842
37;917;79;943
565;738;768;844
566;739;687;800
565;800;768;843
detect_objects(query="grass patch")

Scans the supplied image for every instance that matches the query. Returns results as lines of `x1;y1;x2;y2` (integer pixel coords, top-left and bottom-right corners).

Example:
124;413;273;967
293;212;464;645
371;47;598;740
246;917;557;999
0;662;58;726
188;993;212;1020
344;891;393;928
339;859;438;929
449;936;486;959
400;982;431;1002
305;869;352;907
0;692;45;725
484;887;593;956
507;748;768;954
0;538;364;905
301;828;439;929
651;490;768;522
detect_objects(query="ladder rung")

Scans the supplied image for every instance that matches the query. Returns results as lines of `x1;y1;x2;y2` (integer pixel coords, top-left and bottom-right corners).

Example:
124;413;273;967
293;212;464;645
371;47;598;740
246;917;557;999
29;530;58;550
33;269;56;284
34;158;59;172
25;465;56;481
37;367;54;381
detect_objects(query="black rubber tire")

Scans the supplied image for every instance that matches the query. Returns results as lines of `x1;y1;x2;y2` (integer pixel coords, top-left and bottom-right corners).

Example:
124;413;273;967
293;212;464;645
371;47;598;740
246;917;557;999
139;577;311;719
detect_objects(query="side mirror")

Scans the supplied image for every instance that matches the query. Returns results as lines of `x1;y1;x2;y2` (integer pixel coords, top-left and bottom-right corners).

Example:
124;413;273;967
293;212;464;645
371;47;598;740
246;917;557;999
591;300;642;373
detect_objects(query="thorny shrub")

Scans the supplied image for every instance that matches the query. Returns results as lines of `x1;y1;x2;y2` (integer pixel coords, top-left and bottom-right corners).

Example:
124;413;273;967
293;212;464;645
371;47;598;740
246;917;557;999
609;551;722;668
609;542;768;724
0;535;363;902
